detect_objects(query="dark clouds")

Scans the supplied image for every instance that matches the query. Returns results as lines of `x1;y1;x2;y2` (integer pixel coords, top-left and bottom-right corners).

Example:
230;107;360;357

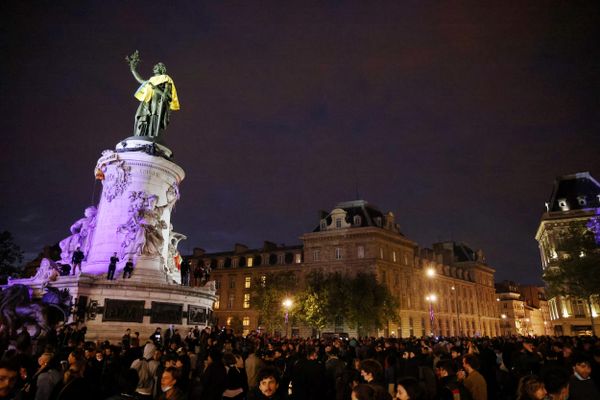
1;1;599;284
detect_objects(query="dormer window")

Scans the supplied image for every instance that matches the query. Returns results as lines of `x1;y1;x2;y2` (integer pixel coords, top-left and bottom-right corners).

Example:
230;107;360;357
335;217;342;228
558;199;569;211
375;217;382;227
577;196;587;206
320;219;327;230
353;215;362;226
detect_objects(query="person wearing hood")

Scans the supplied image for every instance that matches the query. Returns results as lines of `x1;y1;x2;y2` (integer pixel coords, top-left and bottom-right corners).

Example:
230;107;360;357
130;342;160;400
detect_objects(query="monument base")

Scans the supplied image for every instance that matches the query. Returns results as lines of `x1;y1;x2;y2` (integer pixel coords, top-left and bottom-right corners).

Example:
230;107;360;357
7;273;216;343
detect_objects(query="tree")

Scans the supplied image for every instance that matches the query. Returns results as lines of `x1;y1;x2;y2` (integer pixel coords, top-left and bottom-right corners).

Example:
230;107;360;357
0;231;24;284
346;272;399;337
250;271;297;335
544;226;600;335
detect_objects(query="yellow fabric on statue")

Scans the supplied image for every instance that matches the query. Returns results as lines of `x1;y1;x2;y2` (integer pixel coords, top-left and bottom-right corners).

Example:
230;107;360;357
134;75;180;110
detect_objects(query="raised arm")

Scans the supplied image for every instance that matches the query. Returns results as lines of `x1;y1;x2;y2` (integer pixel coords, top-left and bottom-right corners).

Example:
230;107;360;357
125;50;145;84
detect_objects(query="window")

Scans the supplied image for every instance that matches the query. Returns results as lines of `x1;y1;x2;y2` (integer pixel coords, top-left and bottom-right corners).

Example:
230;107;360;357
227;294;235;309
357;246;365;259
558;199;569;211
229;278;235;289
353;215;362;226
335;247;342;260
243;294;250;309
245;276;251;289
320;219;327;230
577;196;587;206
278;254;284;264
214;296;220;309
295;253;302;263
243;317;250;326
404;253;409;265
379;248;384;259
313;249;320;261
215;279;221;290
261;275;266;287
335;218;342;228
226;316;232;326
247;257;253;267
392;251;397;262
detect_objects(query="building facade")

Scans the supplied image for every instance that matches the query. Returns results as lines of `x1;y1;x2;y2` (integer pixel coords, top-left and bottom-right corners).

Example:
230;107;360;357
189;200;501;337
535;172;600;336
496;281;552;336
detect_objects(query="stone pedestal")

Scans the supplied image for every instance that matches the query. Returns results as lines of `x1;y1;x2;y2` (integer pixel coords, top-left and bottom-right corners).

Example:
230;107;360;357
83;145;184;284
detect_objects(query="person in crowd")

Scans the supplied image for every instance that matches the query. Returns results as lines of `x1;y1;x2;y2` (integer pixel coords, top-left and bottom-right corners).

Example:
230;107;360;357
542;367;570;400
457;353;486;400
104;368;139;400
359;359;391;399
222;352;247;400
158;367;185;400
516;375;546;400
196;347;227;400
290;345;327;400
130;342;160;400
33;353;62;400
248;366;282;400
0;361;19;400
395;377;425;400
352;383;377;400
150;328;163;348
245;344;264;391
568;352;600;400
71;247;84;275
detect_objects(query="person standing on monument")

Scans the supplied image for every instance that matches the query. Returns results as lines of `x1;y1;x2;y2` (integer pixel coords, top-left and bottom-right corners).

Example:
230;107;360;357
125;50;180;138
123;257;134;279
71;247;84;275
107;252;119;280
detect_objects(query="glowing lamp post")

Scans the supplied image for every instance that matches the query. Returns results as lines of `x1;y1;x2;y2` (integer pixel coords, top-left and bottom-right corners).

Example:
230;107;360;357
425;294;437;336
282;298;293;338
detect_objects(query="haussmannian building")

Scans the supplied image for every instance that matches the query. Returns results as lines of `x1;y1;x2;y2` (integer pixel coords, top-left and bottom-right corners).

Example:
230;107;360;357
189;200;501;337
535;172;600;336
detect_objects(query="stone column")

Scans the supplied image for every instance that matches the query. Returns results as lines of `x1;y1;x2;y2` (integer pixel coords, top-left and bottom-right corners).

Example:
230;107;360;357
83;146;184;284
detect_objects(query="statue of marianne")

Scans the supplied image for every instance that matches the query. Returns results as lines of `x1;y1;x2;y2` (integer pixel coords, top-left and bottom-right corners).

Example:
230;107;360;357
126;51;180;139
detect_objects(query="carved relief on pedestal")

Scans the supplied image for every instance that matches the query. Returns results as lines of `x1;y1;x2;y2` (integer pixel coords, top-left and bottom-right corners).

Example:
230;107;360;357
117;183;180;260
95;151;132;203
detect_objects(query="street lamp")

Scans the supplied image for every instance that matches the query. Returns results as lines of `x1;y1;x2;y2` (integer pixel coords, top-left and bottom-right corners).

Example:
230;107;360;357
426;267;436;278
425;294;437;336
282;298;293;338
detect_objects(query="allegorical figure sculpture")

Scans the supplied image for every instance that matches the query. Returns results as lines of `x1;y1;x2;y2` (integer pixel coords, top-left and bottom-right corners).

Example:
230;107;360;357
125;50;180;138
59;206;97;264
117;184;180;259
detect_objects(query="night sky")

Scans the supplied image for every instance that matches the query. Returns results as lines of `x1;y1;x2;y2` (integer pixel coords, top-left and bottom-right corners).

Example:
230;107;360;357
2;2;599;284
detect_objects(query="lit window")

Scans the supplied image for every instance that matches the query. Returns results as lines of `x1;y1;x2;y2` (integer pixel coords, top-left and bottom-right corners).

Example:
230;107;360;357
228;294;235;309
247;257;253;267
243;294;250;308
243;317;250;326
357;246;365;259
226;316;232;326
261;275;266;287
335;247;342;260
392;251;397;262
313;249;320;261
214;296;220;310
245;276;251;289
295;253;302;263
379;248;384;259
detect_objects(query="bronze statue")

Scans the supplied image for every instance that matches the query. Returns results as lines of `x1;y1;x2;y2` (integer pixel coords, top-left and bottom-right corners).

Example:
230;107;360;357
126;51;180;139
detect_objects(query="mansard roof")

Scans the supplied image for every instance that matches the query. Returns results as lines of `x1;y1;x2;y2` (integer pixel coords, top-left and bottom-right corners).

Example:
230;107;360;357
546;171;600;212
312;199;404;235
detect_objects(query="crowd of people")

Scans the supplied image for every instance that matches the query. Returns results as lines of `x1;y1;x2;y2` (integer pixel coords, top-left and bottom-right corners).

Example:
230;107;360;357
1;325;599;400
